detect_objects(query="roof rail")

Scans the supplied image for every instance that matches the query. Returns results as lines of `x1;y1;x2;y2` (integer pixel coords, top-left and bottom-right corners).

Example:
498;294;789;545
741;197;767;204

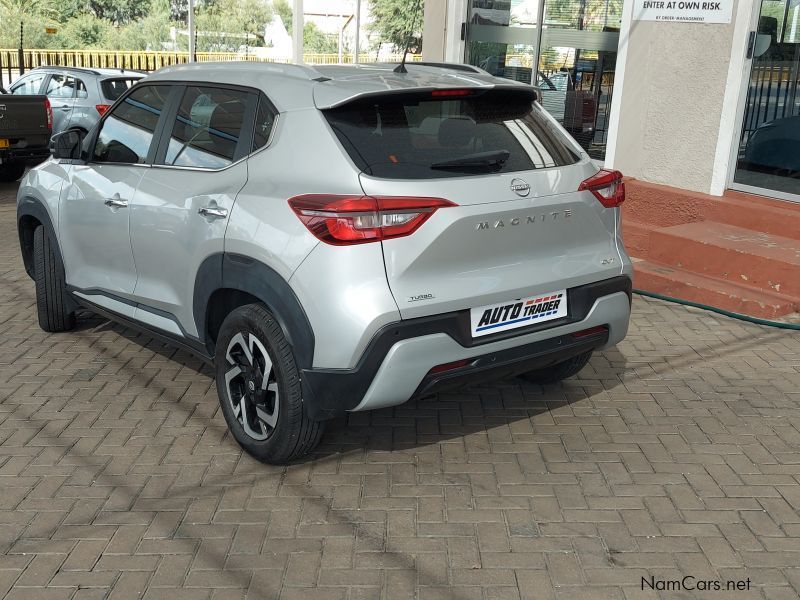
33;65;101;76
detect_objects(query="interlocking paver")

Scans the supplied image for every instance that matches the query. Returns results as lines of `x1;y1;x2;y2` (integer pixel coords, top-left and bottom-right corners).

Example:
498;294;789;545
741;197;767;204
1;179;800;599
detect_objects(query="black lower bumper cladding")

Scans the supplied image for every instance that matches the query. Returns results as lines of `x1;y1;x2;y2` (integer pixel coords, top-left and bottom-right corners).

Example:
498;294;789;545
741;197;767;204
301;275;631;420
412;326;608;398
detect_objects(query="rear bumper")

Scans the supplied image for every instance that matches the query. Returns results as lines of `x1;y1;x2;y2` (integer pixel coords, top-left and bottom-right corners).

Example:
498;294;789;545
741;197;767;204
0;148;50;162
300;276;631;420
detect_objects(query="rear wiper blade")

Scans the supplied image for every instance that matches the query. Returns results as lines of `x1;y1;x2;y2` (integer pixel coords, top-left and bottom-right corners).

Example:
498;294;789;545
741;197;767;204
430;150;511;171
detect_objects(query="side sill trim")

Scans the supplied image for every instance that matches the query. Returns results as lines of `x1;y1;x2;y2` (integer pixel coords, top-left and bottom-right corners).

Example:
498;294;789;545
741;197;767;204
70;291;213;364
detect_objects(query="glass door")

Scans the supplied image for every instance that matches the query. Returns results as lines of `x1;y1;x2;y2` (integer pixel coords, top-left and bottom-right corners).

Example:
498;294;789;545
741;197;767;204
465;1;541;85
464;0;620;159
732;0;800;201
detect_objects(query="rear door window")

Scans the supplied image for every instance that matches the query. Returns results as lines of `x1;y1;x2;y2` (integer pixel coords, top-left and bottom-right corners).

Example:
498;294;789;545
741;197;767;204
45;75;77;99
75;79;89;99
101;78;142;102
324;89;580;179
161;85;251;169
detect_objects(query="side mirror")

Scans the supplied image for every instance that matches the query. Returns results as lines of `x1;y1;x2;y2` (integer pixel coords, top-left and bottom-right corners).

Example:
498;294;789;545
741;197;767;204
50;130;84;160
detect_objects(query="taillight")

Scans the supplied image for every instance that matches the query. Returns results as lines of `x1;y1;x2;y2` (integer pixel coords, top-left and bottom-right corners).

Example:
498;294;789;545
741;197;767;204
44;98;53;130
579;169;625;208
95;104;111;116
289;195;456;245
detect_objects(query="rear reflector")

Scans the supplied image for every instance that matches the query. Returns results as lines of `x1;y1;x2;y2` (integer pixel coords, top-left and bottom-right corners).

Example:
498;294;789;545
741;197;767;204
579;169;625;208
289;195;456;245
571;325;609;339
95;104;111;116
428;358;474;376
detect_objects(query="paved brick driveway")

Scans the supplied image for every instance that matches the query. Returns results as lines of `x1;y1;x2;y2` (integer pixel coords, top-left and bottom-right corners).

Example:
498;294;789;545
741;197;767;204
1;179;800;600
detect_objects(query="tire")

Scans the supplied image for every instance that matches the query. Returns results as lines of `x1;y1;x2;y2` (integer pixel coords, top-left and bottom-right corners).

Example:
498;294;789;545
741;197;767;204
0;160;26;183
214;303;324;464
519;350;593;384
33;226;76;333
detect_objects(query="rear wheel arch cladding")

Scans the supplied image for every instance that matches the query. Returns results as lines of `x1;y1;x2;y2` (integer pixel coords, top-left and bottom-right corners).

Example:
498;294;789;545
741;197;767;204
194;253;316;370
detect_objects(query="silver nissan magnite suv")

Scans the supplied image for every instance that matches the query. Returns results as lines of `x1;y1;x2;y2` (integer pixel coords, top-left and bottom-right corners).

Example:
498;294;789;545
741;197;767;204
17;61;632;463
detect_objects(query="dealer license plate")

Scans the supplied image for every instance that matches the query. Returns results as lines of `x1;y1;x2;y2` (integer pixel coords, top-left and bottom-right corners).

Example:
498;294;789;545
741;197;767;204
470;290;567;337
0;139;9;149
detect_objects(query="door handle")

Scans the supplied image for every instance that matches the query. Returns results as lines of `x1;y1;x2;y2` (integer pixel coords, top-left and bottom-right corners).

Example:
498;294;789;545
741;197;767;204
60;106;72;111
199;206;228;218
746;31;756;59
104;197;128;208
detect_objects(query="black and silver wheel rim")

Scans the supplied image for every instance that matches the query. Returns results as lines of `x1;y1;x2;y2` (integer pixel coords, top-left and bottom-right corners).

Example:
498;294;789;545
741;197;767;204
223;332;279;441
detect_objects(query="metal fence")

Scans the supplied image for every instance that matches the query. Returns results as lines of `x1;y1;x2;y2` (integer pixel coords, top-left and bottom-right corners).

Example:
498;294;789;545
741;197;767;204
0;49;422;84
739;62;800;148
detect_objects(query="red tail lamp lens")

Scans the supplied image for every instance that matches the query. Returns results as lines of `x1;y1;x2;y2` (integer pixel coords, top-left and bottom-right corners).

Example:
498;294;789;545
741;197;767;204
289;195;456;245
579;169;625;208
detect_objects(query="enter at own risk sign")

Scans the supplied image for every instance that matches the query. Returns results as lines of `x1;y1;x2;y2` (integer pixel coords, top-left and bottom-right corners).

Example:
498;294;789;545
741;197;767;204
633;0;733;23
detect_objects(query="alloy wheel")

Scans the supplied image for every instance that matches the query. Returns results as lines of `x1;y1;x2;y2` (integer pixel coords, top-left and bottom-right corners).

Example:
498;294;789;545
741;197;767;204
223;332;279;441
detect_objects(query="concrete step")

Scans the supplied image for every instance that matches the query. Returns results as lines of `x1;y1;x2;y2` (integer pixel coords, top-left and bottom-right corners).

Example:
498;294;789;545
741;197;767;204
647;221;800;298
633;260;799;318
705;192;800;242
621;220;653;257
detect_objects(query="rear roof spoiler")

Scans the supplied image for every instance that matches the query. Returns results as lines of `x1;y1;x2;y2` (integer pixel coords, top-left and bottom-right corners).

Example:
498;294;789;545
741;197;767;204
316;84;539;110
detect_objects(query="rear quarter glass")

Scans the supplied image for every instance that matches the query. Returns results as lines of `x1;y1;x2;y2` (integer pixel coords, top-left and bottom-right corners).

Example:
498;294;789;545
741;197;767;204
323;89;580;180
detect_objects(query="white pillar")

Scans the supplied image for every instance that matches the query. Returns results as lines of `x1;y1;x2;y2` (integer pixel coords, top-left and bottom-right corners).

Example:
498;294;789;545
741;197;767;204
354;0;361;64
422;0;447;60
188;0;195;61
444;0;468;62
292;0;304;63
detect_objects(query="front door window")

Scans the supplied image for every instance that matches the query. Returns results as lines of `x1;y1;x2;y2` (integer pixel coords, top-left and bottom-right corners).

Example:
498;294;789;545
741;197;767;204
93;85;171;165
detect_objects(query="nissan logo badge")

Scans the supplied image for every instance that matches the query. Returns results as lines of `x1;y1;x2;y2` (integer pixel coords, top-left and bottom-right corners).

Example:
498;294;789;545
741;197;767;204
510;178;530;197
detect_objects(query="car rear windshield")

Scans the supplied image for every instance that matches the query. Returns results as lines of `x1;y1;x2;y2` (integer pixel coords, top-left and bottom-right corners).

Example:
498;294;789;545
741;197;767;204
323;89;580;179
101;77;142;101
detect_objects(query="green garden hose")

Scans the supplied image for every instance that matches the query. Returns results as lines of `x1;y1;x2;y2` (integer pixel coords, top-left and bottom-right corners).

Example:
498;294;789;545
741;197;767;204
633;289;800;331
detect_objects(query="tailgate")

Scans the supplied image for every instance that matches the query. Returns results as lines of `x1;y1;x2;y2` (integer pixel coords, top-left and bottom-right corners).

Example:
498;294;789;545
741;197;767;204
360;164;623;319
321;84;623;321
0;95;50;138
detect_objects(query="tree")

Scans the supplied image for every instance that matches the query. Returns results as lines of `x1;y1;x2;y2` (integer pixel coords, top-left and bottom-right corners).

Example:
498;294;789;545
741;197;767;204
304;22;337;53
59;0;153;25
0;0;59;48
56;13;112;47
273;0;292;31
368;0;424;51
193;0;272;51
105;0;172;50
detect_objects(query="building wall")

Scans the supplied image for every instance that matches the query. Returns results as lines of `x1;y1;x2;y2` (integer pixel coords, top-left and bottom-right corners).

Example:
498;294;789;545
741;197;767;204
607;0;758;195
610;20;737;193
